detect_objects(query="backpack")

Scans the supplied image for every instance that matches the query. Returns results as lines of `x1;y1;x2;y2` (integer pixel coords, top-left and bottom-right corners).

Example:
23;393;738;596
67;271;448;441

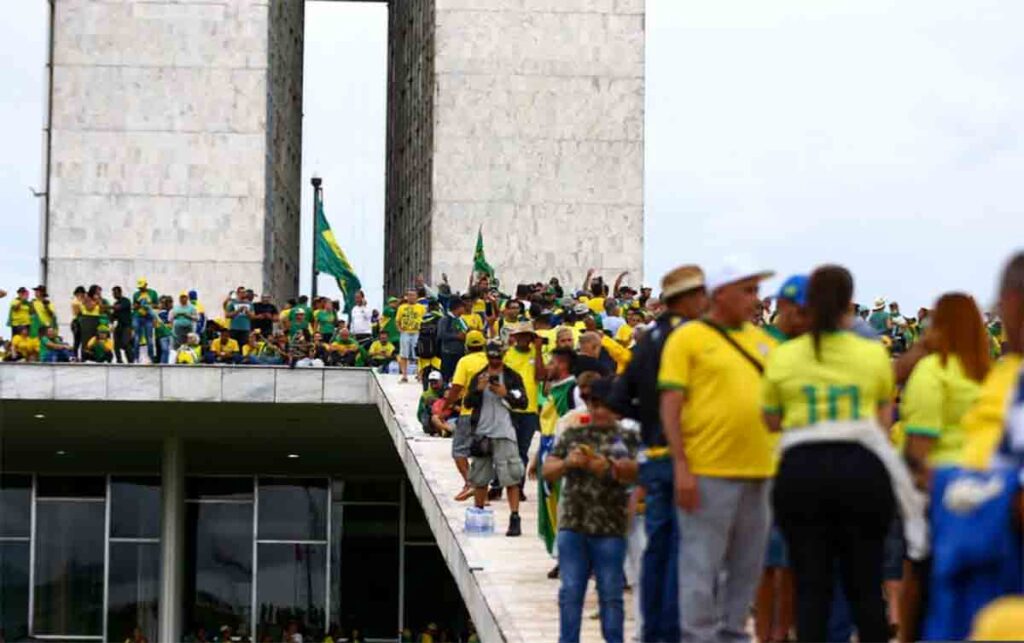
415;315;440;359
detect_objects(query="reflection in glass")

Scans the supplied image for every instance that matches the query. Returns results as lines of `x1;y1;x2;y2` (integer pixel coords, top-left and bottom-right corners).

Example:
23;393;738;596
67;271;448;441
0;542;30;642
338;505;399;639
33;501;105;636
184;503;254;638
108;543;160;643
256;544;326;641
111;477;161;539
257;479;327;541
0;475;31;537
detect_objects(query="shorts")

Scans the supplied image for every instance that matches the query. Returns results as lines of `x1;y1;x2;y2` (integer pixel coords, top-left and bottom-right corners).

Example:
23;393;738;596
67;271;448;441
399;332;419;359
452;415;472;458
764;523;790;568
469;438;524;489
883;516;905;581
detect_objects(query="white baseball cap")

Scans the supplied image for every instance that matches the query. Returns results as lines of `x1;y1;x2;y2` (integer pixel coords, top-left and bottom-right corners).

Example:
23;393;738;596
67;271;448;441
428;370;443;382
707;255;775;293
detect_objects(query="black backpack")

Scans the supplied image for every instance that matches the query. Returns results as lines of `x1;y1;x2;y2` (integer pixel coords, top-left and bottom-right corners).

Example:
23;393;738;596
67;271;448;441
416;315;440;359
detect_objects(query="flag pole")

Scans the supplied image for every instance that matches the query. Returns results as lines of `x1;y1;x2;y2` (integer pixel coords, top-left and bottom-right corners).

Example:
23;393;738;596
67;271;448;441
310;175;322;299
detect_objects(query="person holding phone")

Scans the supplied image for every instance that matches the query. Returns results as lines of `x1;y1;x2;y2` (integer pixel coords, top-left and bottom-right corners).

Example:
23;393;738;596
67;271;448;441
462;339;529;537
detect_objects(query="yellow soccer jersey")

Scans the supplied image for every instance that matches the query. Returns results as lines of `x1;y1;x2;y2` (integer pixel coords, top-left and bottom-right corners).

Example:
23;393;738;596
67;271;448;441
763;331;893;429
452;351;489;416
901;353;982;466
504;347;540;414
659;321;777;478
960;354;1022;470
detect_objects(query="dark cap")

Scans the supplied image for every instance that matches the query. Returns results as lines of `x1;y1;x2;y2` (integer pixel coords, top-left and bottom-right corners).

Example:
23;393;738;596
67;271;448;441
485;339;504;358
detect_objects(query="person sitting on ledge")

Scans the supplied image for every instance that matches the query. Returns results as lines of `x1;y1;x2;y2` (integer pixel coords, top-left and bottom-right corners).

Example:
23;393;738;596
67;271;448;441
203;327;242;364
40;326;75;363
84;325;114;363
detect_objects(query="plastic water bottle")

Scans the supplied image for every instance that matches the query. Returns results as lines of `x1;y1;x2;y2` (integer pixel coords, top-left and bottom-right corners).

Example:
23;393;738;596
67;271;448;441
480;507;495;536
464;507;482;534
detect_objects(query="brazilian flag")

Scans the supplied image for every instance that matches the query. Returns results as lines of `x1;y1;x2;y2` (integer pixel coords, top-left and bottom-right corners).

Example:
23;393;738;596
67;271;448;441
314;191;362;314
473;226;495;280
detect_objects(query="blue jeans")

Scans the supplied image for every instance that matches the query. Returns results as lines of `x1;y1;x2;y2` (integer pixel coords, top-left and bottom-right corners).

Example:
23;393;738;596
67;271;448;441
132;316;155;361
558;530;626;643
43;350;73;363
639;458;680;642
827;571;852;643
158;336;172;364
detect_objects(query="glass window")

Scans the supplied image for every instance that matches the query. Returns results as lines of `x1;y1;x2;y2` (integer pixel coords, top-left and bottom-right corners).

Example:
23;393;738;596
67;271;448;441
256;544;327;642
107;542;160;643
334;478;400;503
36;475;105;498
33;500;105;636
186;477;253;501
0;542;30;642
258;479;328;541
0;474;31;538
111;476;161;539
184;502;253;638
403;545;470;641
336;505;399;639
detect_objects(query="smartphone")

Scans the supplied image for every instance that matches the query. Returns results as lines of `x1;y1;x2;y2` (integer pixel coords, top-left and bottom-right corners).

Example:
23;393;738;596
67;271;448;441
489;375;499;385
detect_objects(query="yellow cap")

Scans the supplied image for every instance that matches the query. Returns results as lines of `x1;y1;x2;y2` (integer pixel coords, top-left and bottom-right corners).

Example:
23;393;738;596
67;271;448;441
465;330;486;348
137;278;147;287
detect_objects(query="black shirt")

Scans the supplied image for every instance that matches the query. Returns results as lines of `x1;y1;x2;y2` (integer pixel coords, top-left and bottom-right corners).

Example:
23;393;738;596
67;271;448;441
252;302;277;336
111;297;132;326
611;314;684;448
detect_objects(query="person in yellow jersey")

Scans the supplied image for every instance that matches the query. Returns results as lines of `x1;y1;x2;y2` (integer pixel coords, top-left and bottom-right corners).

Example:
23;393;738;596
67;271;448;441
7;286;32;335
442;330;489;501
658;256;776;643
395;289;427;383
961;252;1024;470
899;292;991;641
84;325;114;363
500;323;546;500
763;265;923;643
11;325;40;361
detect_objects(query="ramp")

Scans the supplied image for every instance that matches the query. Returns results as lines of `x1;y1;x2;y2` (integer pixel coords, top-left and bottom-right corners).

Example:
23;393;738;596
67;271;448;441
374;373;638;642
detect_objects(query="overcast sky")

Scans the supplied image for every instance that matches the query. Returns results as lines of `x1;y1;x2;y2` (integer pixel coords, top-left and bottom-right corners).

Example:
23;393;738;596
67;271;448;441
2;1;1023;314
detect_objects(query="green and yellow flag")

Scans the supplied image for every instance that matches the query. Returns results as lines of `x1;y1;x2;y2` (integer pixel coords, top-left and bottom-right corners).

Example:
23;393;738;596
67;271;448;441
314;191;362;314
472;226;495;280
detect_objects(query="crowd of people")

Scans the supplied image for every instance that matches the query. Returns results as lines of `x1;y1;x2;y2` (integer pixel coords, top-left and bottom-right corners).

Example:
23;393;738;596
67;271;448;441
406;257;1023;643
3;255;1024;643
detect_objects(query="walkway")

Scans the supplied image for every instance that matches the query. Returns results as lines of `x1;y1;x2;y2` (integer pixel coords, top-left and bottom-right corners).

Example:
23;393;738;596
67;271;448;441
377;373;638;642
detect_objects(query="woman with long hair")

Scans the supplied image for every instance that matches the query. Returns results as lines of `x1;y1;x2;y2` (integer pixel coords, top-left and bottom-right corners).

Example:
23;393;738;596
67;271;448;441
899;292;991;640
763;265;903;642
903;293;991;473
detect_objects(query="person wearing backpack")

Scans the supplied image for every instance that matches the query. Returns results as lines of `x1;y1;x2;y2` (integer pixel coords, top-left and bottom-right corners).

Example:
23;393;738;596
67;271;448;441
416;299;443;387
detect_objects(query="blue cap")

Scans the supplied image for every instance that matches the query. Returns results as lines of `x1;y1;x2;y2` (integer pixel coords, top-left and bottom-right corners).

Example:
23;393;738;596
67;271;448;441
188;290;198;300
776;275;808;307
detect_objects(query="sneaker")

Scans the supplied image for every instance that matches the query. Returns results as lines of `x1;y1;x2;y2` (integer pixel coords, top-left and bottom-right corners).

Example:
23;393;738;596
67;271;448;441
547;564;560;579
506;513;521;537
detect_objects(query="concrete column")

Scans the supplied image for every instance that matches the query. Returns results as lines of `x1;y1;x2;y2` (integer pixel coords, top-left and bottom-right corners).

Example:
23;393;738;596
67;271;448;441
159;436;185;643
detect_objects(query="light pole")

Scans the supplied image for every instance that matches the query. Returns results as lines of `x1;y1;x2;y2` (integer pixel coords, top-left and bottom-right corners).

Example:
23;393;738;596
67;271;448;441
311;175;322;299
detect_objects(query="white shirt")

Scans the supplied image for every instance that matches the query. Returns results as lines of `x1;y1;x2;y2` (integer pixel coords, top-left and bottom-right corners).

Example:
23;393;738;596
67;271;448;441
349;304;373;335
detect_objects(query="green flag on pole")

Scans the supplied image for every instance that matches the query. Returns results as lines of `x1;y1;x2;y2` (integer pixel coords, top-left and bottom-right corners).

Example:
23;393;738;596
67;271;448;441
314;191;362;314
473;226;495;280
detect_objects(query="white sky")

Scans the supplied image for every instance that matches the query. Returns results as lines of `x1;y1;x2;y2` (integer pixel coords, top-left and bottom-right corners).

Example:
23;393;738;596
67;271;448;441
2;0;1023;313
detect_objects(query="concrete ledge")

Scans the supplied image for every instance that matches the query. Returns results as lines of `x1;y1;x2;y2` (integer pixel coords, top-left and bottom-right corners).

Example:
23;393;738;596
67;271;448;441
0;364;374;406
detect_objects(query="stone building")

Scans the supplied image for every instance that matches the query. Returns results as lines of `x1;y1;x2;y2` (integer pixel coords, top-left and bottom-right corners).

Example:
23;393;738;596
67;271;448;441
42;0;644;302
